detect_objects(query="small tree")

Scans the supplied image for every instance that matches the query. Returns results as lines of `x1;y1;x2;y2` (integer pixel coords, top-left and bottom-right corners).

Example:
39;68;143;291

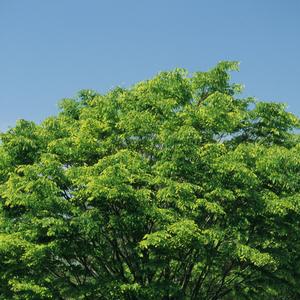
0;62;299;299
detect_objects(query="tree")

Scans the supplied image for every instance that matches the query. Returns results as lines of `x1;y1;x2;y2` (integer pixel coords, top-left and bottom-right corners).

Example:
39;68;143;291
0;62;299;299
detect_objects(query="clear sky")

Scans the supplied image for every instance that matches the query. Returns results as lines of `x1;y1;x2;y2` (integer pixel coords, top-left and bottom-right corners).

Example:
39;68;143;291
1;0;299;131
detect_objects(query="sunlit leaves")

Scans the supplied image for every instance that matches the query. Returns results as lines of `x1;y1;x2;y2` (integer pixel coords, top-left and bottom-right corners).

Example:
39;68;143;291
0;62;299;299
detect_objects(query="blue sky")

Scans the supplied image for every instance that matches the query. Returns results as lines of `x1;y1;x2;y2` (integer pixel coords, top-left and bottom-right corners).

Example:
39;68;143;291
1;0;299;131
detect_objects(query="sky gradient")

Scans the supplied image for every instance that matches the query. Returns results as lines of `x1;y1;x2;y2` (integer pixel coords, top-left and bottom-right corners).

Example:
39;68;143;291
1;0;300;131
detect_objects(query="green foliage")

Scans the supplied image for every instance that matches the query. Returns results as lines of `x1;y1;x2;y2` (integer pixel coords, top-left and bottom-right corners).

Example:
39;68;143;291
0;62;299;299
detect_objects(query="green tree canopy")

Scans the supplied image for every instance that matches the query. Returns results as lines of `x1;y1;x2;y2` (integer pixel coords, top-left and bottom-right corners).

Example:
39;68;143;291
0;62;299;299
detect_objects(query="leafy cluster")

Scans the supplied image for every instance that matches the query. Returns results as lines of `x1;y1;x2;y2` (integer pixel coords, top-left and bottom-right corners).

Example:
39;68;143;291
0;62;299;299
